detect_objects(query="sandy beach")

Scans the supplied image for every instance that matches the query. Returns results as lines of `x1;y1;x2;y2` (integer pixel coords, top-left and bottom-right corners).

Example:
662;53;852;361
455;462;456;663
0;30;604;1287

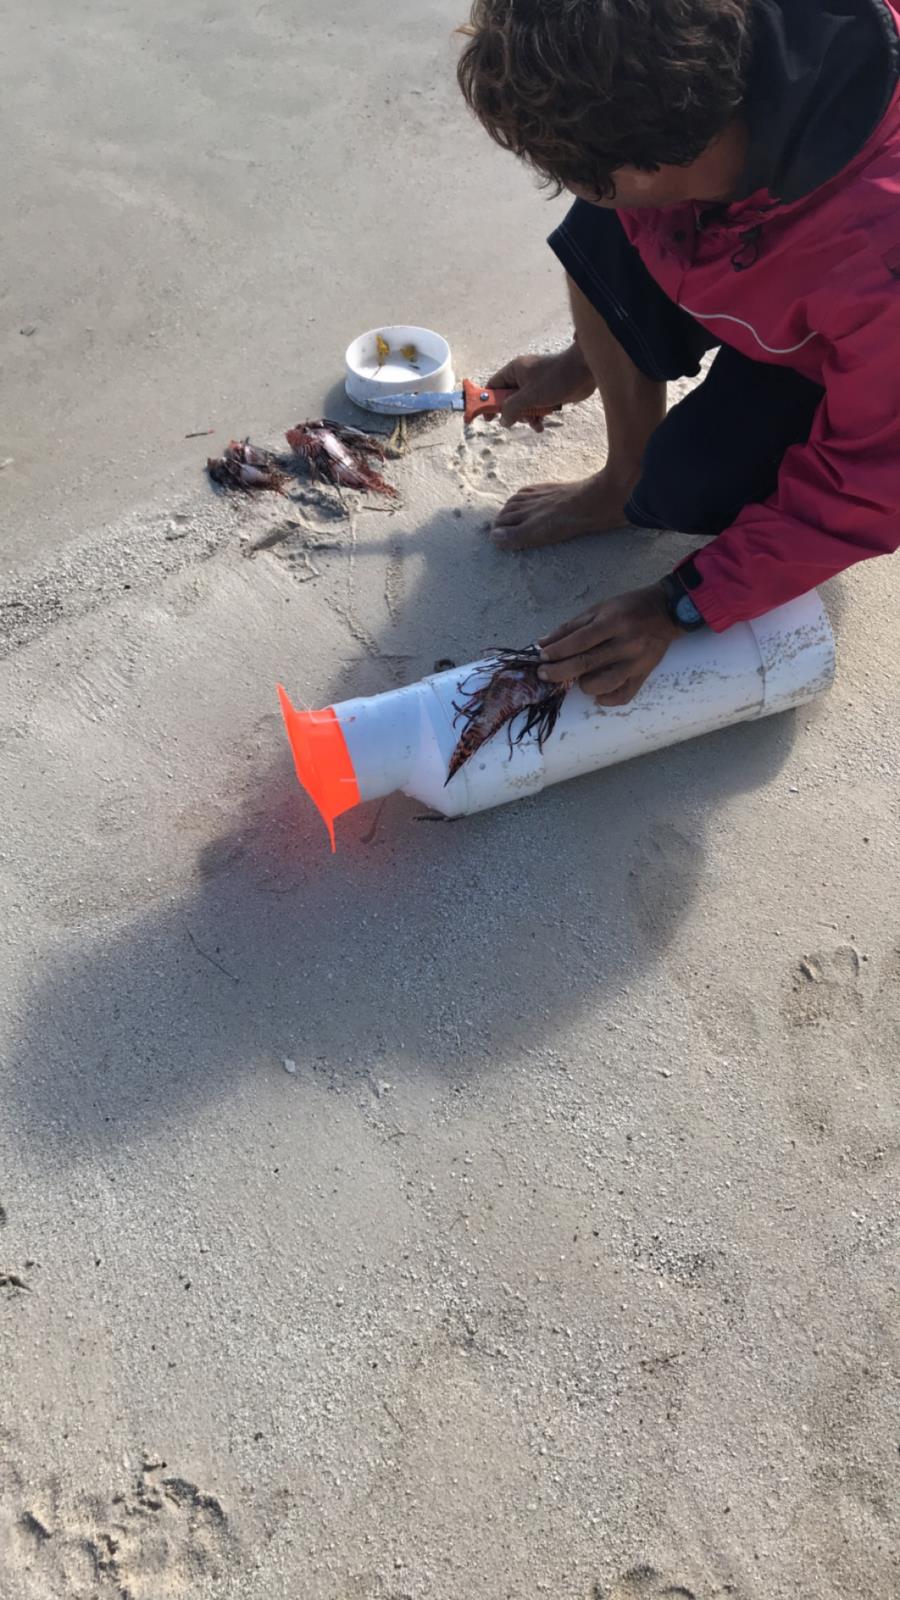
1;4;899;1597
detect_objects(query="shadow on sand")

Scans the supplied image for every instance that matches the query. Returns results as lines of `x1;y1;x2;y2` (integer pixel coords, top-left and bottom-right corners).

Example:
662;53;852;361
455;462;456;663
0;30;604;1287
8;480;846;1163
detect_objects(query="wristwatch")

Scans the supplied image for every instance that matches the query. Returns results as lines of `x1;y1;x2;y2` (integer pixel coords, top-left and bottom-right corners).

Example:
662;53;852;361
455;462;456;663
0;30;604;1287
661;572;706;632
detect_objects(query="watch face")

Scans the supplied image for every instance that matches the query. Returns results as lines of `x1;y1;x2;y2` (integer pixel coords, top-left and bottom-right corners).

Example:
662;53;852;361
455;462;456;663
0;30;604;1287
676;593;703;627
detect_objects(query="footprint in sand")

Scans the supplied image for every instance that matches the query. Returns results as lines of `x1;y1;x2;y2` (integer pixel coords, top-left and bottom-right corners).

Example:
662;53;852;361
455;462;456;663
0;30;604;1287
629;823;704;945
785;943;864;1028
785;938;900;1043
450;434;511;502
3;1456;236;1599
594;1567;700;1600
784;940;900;1178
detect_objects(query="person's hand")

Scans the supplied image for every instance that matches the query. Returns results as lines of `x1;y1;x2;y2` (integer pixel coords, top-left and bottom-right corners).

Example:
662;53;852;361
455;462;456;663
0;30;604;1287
538;583;681;706
486;343;595;431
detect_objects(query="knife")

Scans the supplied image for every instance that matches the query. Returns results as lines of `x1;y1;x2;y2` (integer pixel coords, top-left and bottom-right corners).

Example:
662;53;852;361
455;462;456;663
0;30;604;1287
375;377;560;426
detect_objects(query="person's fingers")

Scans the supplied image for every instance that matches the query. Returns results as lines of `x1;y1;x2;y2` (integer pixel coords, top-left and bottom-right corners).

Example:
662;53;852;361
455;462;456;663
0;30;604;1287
578;663;633;700
544;640;628;684
539;614;618;663
539;646;619;685
578;640;628;673
588;678;640;707
486;358;525;389
538;608;597;647
498;390;534;428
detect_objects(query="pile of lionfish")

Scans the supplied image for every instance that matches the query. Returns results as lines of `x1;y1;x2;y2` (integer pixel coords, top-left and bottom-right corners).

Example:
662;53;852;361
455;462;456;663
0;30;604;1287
207;420;397;499
207;432;571;784
446;646;571;782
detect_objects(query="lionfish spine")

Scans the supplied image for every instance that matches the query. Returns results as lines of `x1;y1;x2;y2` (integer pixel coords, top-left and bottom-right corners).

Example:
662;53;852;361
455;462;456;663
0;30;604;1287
445;647;569;785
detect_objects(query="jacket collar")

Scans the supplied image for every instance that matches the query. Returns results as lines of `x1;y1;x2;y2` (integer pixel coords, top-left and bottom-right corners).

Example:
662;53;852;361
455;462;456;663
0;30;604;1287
737;0;900;202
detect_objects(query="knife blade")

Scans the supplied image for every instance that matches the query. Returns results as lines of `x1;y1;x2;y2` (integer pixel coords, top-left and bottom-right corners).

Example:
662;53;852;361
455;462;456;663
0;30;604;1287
375;377;559;426
377;391;466;414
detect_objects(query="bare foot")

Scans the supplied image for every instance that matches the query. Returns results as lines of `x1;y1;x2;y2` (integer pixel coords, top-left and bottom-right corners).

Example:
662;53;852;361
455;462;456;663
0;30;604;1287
491;468;631;551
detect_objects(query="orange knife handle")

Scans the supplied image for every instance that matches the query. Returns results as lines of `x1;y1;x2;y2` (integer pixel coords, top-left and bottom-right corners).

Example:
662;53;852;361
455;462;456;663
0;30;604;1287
462;378;559;426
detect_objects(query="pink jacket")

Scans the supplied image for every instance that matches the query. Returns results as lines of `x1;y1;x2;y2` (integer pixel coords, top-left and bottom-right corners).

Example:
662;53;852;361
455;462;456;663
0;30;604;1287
620;0;900;629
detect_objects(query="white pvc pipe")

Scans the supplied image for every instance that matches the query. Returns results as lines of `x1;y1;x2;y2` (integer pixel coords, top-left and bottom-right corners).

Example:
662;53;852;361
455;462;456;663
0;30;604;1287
279;593;835;845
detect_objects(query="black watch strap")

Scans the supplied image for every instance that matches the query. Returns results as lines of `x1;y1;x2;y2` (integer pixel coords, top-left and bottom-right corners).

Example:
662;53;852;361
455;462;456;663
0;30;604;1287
661;572;706;632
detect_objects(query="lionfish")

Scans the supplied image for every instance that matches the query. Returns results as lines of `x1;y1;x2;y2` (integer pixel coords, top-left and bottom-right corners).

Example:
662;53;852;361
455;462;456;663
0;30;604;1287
207;440;288;495
445;646;572;785
285;419;397;497
207;422;397;499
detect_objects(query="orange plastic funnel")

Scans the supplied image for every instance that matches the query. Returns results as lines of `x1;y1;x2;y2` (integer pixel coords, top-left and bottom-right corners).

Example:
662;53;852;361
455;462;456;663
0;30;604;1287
277;686;361;852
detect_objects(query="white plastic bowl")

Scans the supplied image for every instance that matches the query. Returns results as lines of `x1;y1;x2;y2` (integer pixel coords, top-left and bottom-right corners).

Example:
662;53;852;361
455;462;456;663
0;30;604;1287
344;324;454;414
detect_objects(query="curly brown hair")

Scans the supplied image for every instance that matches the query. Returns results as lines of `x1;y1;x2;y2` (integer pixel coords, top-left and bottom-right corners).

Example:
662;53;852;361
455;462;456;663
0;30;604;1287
458;0;753;200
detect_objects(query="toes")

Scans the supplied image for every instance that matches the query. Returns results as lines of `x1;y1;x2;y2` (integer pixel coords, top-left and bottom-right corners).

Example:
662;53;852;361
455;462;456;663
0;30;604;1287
495;484;567;526
505;482;564;503
498;492;540;516
491;522;547;551
491;522;531;549
514;483;562;500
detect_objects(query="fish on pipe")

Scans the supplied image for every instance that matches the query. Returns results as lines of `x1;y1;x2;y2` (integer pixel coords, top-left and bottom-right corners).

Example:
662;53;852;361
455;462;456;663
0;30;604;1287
277;593;835;851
